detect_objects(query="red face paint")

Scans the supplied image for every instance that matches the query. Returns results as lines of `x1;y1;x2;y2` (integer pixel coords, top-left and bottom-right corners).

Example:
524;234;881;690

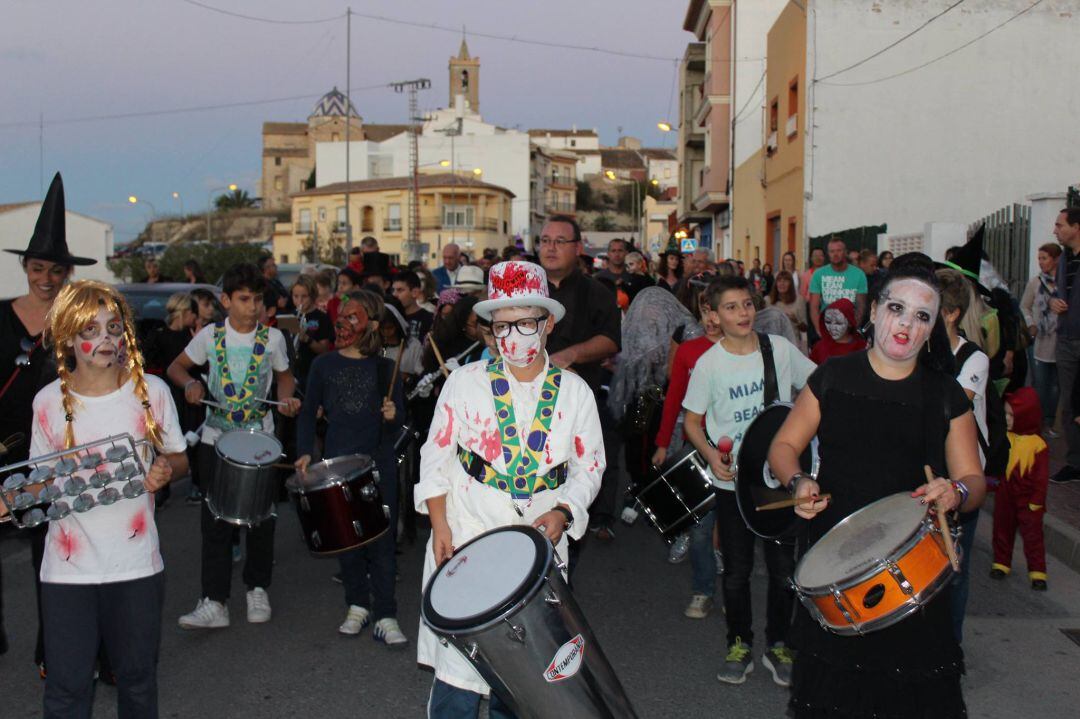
80;342;93;354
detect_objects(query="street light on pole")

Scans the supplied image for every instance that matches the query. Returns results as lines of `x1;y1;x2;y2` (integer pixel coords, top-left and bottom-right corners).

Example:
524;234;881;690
128;195;157;217
171;191;184;216
206;183;238;244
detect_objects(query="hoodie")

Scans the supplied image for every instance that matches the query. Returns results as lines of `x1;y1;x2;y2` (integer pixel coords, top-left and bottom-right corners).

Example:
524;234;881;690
1004;387;1048;509
810;297;866;364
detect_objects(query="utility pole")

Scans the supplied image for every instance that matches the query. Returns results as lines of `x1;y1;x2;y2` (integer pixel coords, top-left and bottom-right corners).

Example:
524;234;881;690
344;7;353;252
390;78;431;263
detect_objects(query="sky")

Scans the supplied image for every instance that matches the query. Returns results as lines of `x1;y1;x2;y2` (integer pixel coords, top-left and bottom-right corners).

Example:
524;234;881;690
0;0;691;245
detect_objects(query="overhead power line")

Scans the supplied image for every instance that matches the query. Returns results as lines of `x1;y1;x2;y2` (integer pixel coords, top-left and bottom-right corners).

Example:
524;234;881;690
816;0;967;82
820;0;1044;87
177;0;343;25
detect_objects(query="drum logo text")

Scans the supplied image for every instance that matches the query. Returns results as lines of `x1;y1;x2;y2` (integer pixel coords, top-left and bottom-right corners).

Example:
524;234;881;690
446;555;468;577
543;634;585;683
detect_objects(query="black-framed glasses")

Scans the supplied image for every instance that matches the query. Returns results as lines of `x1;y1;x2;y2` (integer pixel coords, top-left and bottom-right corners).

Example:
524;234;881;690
491;315;549;339
15;337;38;368
537;237;580;248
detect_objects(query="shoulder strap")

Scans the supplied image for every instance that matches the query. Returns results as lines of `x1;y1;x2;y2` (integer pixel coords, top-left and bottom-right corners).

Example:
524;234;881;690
757;332;779;406
951;342;990;453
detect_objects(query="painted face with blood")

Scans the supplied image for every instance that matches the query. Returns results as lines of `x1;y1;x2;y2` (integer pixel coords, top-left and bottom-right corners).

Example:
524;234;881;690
872;278;940;362
492;306;549;368
823;308;849;341
334;300;369;347
72;307;125;369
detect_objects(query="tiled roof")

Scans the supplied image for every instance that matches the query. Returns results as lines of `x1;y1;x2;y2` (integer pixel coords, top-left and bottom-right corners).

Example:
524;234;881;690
293;173;515;198
600;148;646;170
363;124;410;142
263;122;307;135
528;128;598;137
309;87;360;120
0;202;36;215
641;148;677;160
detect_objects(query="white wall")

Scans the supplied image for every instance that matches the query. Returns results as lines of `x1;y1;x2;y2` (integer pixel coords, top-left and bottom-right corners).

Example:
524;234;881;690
530;131;600;152
732;0;790;167
806;0;1080;240
0;207;116;298
648;157;679;191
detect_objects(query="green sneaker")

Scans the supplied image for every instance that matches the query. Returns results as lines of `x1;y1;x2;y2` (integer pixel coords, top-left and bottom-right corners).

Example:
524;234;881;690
717;637;754;684
761;642;794;687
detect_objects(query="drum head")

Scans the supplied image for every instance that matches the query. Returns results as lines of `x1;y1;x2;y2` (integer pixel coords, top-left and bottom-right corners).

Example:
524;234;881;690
285;454;374;493
216;430;282;467
795;492;927;591
422;526;551;633
734;403;817;539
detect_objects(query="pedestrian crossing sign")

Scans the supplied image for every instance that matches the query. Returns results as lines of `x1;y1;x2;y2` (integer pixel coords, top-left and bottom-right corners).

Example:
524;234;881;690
680;237;697;253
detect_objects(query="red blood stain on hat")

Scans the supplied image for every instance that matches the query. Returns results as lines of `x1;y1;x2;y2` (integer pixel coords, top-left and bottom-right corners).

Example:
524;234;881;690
433;406;454;448
574;436;585;458
491;263;543;298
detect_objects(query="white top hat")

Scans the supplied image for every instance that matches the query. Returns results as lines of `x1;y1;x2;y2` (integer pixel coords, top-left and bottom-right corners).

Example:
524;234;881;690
450;264;486;291
474;261;565;321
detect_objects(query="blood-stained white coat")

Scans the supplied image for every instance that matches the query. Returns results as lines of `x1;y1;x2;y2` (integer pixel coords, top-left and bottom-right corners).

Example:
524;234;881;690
414;356;604;694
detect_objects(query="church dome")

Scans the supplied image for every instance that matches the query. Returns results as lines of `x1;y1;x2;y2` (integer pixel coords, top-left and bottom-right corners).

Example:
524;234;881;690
309;87;359;120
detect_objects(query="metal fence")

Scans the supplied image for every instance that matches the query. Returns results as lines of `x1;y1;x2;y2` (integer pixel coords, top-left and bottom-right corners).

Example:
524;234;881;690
972;203;1030;299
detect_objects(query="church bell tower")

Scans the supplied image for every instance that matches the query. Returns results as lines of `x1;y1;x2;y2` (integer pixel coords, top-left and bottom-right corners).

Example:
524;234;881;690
449;36;480;113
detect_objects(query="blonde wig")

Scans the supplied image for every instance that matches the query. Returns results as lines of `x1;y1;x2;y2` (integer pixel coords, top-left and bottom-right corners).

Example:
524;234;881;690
165;292;194;328
45;280;163;450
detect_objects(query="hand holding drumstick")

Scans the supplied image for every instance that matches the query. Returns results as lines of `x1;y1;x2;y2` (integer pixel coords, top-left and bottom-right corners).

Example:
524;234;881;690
915;465;961;571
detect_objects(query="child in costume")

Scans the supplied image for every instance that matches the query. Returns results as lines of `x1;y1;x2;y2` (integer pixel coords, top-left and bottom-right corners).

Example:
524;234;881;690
809;297;866;364
991;387;1049;590
31;280;188;717
169;263;300;629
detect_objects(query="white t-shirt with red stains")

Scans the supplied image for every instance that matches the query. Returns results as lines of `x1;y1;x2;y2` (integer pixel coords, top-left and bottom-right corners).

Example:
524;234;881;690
30;374;186;585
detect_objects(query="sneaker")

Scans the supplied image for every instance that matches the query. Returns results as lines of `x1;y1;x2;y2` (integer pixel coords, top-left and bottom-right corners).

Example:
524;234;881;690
717;638;754;684
667;533;690;564
989;566;1008;580
178;598;230;629
338;605;371;636
373;617;409;646
594;525;615;542
714;548;725;575
1050;466;1080;484
38;663;47;681
246;588;271;623
1032;579;1048;591
762;643;794;687
620;505;639;525
684;593;714;619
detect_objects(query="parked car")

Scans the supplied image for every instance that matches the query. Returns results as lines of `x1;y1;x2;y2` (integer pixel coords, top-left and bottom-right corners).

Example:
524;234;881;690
117;283;220;364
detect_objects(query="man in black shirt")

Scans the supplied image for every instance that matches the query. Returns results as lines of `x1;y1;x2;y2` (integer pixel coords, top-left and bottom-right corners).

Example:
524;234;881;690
1051;207;1080;483
391;270;434;343
540;215;622;538
258;255;289;321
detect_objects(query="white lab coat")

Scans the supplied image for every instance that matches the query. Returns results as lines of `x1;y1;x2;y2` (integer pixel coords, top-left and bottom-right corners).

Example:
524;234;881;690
414;356;604;694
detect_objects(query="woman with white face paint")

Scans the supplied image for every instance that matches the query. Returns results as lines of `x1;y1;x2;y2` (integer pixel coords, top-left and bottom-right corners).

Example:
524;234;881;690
768;253;985;718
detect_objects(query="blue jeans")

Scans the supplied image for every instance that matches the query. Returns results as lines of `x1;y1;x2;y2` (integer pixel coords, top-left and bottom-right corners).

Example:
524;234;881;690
428;679;516;719
950;510;979;644
340;452;399;619
689;508;718;596
1032;358;1058;423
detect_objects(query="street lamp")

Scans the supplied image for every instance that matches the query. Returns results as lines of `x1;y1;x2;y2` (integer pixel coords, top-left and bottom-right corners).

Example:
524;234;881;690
206;183;238;244
657;121;673;132
128;195;157;217
171;191;184;216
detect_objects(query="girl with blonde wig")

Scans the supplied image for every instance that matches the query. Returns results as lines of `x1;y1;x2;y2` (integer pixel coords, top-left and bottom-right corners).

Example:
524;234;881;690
30;280;189;717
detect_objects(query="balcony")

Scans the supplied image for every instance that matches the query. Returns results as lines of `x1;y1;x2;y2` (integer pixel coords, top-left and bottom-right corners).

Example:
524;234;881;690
786;113;798;138
545;201;575;214
417;217;500;232
294;223;312;235
382;220;403;232
766;131;778;156
549;174;575;189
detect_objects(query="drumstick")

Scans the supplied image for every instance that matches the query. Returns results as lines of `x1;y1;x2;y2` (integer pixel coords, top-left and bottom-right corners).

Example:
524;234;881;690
200;399;226;410
716;436;734;466
254;397;288;408
756;493;832;512
386;341;405;401
428;337;450;378
273;463;296;470
924;465;960;572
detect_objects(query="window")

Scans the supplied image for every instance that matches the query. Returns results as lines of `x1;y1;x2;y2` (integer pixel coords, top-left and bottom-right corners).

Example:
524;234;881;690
274;176;283;191
318;207;327;222
280;254;289;263
298;208;312;233
570;139;576;147
387;204;402;231
787;217;797;253
664;168;672;179
787;79;799;138
769;99;779;132
274;157;282;166
336;206;347;230
442;204;474;228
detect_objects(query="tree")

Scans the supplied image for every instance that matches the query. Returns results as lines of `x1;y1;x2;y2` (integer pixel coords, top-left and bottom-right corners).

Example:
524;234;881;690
107;242;265;283
575;180;594;211
592;214;615;232
214;188;256;211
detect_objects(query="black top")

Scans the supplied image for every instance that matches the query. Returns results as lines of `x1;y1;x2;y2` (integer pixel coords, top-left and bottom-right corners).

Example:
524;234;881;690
405;307;434;344
790;351;970;718
142;326;203;433
0;300;57;464
294;309;333;383
546;269;621;393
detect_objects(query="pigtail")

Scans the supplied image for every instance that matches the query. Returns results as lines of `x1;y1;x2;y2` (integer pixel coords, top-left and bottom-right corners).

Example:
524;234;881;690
121;309;163;450
54;349;78;449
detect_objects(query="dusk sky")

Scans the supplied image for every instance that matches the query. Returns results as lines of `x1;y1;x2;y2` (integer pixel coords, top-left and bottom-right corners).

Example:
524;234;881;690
1;0;689;245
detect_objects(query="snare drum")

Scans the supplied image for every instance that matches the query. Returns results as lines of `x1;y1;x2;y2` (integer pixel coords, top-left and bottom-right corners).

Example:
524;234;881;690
285;454;389;555
792;492;958;636
422;526;638;719
208;429;282;527
631;445;715;543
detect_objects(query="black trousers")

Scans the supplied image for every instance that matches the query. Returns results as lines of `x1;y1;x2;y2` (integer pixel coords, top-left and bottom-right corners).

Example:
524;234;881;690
716;490;796;647
198;443;275;601
42;572;165;719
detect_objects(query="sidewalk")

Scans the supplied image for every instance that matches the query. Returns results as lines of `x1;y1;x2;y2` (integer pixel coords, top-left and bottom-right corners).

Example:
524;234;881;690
1035;432;1080;573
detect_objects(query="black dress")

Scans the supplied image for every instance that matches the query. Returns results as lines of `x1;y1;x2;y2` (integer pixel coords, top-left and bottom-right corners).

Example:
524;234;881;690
790;351;970;719
0;299;56;464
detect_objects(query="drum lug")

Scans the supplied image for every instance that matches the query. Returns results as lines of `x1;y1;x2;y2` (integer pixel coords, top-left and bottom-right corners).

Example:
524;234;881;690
544;586;562;606
504;619;527;644
885;560;914;596
341;484;353;502
466;642;479;660
310;530;321;549
299;495;310;512
382;504;390;519
830;586;861;626
352;519;363;537
438;637;449;647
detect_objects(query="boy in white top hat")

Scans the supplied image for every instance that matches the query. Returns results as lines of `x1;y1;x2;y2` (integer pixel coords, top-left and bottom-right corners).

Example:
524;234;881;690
415;261;604;718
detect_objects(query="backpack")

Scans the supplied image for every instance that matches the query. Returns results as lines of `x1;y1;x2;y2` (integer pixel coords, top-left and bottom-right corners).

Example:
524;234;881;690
954;341;1009;477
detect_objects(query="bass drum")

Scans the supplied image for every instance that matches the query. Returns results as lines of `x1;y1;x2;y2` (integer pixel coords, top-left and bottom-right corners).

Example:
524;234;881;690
734;402;818;539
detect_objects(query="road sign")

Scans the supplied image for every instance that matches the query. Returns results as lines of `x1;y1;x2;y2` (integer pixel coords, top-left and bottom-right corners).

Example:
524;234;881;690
680;237;697;253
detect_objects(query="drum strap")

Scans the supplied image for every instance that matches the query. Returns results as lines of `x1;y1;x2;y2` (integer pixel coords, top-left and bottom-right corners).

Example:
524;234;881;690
757;332;779;406
486;359;563;496
456;446;568;499
209;322;270;428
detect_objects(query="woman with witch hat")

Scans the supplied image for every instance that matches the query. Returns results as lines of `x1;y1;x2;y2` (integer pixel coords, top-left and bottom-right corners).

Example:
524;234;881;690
0;173;96;667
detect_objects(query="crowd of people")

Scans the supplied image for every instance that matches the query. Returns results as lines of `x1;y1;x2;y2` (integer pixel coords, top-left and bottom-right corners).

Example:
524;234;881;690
2;172;1079;718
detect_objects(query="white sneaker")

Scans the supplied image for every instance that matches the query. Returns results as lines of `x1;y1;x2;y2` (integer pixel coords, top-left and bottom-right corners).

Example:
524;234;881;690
338;605;371;636
684;593;714;619
178;598;229;629
714;548;725;575
620;505;639;525
373;617;409;647
668;533;690;564
246;587;272;623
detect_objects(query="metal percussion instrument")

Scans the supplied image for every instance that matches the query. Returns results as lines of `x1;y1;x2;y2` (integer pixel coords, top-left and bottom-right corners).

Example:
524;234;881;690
793;492;959;635
734;402;819;539
422;526;639;719
285;454;389;555
206;429;283;527
631;444;716;543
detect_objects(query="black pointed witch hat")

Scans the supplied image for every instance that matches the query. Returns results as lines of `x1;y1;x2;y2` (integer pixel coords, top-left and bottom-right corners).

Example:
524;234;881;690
936;223;990;297
5;173;97;266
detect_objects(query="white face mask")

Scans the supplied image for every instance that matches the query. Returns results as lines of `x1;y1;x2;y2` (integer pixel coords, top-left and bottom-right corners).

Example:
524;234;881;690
498;322;546;368
823;308;849;341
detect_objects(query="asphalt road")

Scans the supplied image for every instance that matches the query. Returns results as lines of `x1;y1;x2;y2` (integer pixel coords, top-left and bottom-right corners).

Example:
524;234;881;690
2;480;1079;718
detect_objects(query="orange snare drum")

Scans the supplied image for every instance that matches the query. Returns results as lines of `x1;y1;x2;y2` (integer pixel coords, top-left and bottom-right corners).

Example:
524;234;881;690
792;491;958;636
